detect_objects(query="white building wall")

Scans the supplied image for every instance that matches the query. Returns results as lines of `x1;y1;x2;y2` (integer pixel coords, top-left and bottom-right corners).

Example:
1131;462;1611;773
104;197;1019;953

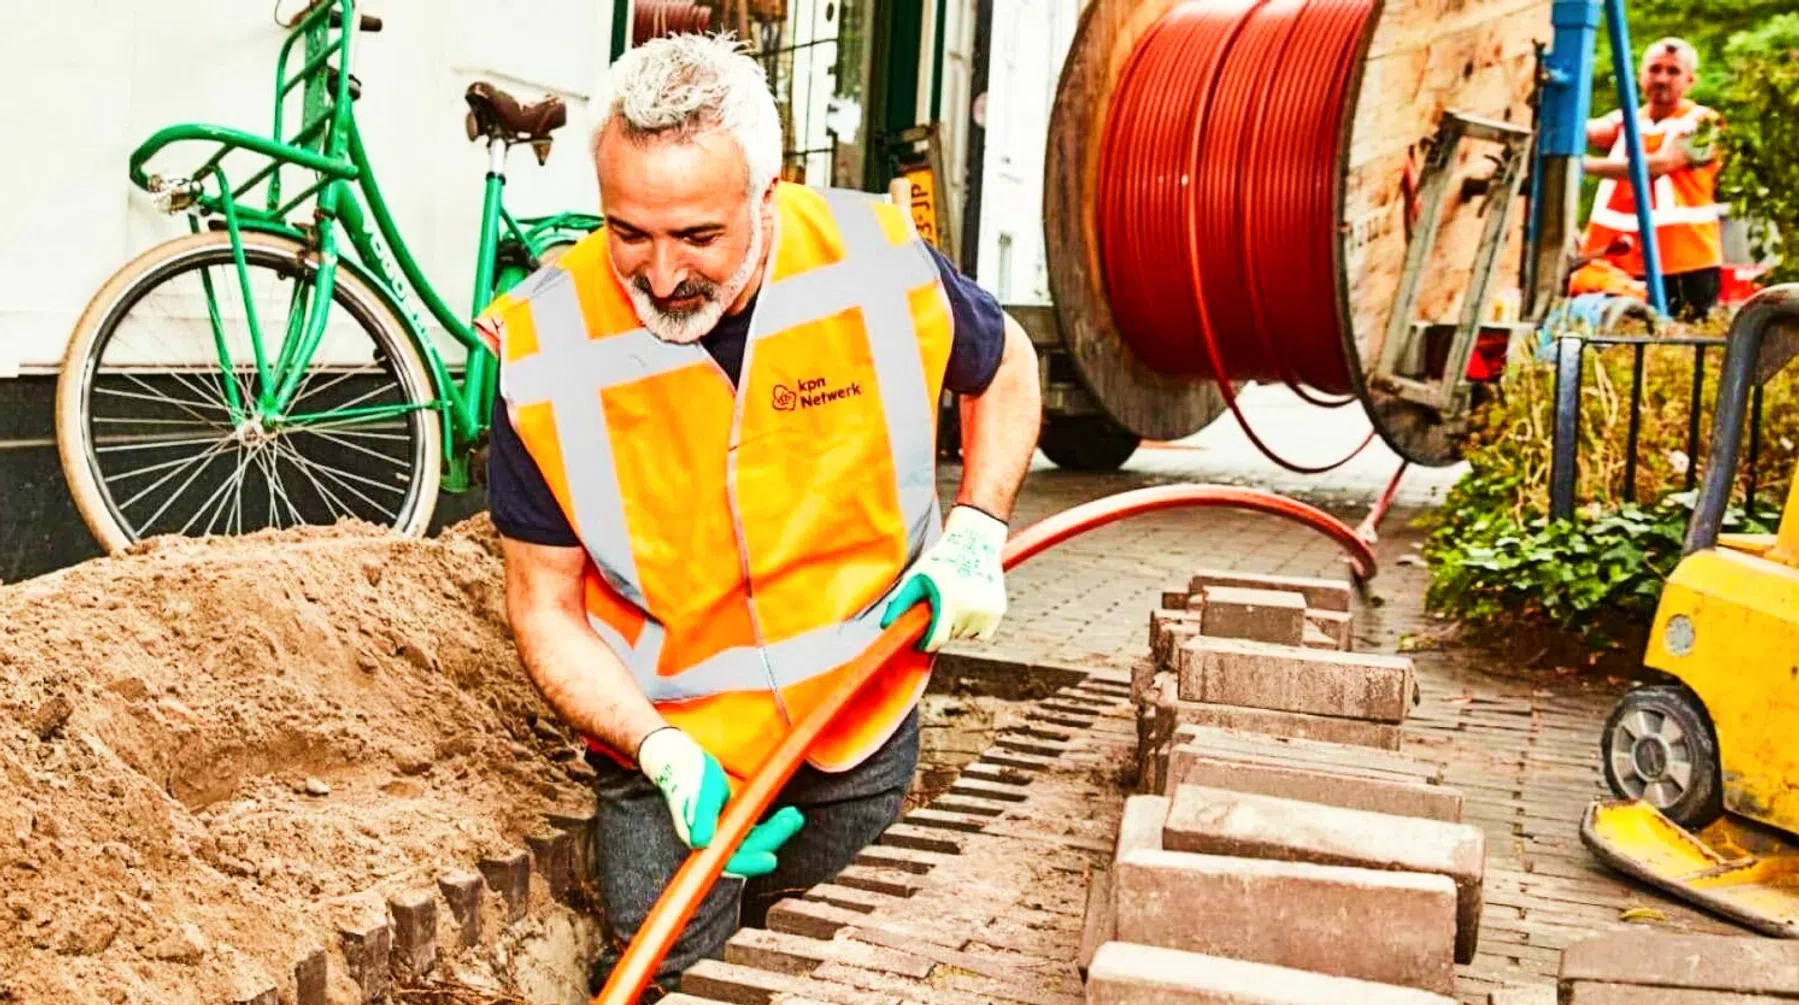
0;0;614;374
972;0;1080;304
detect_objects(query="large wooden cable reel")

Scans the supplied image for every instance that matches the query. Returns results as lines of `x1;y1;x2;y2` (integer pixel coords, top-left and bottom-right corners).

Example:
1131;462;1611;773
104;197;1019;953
1044;0;1552;465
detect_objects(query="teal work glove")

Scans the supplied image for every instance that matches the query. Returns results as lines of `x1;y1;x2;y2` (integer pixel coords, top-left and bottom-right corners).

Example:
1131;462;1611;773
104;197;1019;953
880;504;1009;652
636;727;805;879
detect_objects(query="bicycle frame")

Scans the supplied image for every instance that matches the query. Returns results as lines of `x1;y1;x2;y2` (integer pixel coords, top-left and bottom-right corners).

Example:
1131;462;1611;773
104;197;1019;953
123;0;598;487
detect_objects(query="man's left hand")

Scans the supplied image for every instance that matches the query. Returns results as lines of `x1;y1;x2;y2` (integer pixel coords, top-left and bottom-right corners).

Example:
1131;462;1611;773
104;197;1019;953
881;504;1008;652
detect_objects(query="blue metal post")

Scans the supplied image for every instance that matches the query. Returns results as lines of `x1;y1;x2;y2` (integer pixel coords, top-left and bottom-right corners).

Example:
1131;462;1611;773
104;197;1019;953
1538;0;1602;159
1602;0;1670;316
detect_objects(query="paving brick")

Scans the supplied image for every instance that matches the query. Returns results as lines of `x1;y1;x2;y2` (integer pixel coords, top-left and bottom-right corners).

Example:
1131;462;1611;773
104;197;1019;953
832;864;924;897
386;888;436;981
1300;624;1338;650
878;822;964;855
1150;609;1204;669
1559;931;1799;994
1163;785;1486;963
932;794;1010;817
547;808;597;882
437;870;483;948
985;747;1062;772
853;844;951;874
905;807;991;833
1171;724;1440;780
294;947;327;1005
338;919;392;1003
722;927;933;978
659;995;740;1004
1176;636;1413;723
1078;863;1113;976
1167;745;1463;821
802;883;892;913
1162;590;1192;609
1566;983;1773;1004
1305;608;1354;649
233;987;278;1005
1189;569;1352;612
1087;942;1460;1004
1170;699;1402;750
962;761;1038;785
767;898;866;940
1117;794;1170;860
1114;848;1459;994
950;776;1029;801
477;850;530;920
525;829;574;902
1196;585;1308;645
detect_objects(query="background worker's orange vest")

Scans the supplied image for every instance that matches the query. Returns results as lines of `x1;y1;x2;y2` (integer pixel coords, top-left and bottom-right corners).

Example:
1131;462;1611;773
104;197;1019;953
479;183;956;782
1581;101;1724;277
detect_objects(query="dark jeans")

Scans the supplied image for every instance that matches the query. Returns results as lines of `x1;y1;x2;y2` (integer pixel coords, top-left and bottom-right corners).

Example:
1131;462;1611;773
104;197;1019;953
1662;266;1722;321
585;707;920;1001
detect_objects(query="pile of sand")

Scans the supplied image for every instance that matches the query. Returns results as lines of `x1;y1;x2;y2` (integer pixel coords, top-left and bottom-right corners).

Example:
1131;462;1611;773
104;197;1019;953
0;515;596;1003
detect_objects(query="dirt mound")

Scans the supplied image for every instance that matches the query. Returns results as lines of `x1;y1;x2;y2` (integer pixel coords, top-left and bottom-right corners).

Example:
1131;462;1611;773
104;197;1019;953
0;515;595;1004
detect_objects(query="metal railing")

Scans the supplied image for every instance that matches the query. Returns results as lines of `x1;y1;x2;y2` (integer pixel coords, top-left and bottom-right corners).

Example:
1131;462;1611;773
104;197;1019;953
1547;331;1779;520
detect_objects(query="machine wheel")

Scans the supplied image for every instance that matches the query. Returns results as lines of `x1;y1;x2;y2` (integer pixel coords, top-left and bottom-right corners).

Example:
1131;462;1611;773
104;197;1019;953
1601;684;1724;829
1038;415;1141;471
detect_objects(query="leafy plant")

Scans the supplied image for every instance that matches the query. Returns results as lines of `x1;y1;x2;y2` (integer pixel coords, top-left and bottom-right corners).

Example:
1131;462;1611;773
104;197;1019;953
1422;323;1795;644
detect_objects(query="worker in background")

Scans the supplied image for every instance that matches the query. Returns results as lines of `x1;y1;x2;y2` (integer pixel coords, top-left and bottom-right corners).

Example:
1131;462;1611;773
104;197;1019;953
475;33;1041;1001
1578;36;1725;320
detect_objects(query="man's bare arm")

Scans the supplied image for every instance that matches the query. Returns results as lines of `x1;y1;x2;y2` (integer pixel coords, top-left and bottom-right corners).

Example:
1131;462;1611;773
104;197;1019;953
500;536;667;762
1583;142;1689;180
955;313;1041;523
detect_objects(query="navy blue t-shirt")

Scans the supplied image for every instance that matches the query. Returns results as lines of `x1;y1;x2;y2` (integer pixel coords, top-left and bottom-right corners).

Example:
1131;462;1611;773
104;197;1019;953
487;241;1006;547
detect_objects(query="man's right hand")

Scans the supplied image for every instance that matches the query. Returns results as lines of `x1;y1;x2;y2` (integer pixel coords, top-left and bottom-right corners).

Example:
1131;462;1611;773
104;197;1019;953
636;727;805;878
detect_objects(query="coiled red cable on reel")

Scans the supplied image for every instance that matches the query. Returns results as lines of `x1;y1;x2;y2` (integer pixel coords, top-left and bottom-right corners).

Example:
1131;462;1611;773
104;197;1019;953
1097;0;1379;473
633;0;712;44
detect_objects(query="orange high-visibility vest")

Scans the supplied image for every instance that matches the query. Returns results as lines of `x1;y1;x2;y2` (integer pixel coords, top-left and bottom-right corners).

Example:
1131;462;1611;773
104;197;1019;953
1581;101;1724;277
478;182;955;782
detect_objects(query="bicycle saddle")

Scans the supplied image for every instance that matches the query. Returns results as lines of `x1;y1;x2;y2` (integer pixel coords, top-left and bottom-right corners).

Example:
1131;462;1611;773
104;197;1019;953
465;82;567;143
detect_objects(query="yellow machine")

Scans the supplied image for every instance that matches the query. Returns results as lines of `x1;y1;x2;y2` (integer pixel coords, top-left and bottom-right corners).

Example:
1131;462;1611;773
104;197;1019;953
1583;285;1799;936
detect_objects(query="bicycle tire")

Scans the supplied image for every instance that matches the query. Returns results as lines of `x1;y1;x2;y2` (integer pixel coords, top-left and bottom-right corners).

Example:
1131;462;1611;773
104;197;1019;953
56;229;443;553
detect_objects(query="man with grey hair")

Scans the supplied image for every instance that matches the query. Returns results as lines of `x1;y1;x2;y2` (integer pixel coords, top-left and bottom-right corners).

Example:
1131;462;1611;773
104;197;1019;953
477;32;1042;1000
1579;35;1726;319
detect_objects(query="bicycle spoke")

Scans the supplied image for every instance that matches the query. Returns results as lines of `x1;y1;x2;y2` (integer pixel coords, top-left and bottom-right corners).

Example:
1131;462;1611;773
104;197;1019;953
131;440;234;534
180;447;252;537
202;446;257;537
103;440;238;488
290;426;411;470
258;446;305;528
278;435;407;497
97;432;239;453
271;439;360;522
93;416;227;427
291;364;377;409
277;438;403;520
93;382;232;418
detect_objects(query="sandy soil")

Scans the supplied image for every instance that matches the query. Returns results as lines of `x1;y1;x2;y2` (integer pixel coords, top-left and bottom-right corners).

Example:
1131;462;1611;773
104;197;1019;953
0;515;597;1004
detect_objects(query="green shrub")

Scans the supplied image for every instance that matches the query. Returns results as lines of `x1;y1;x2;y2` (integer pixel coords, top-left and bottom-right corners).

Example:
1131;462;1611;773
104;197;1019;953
1422;325;1795;642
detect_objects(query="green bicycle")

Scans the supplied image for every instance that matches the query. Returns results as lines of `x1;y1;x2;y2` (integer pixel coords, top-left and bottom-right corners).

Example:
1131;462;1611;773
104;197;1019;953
54;0;601;553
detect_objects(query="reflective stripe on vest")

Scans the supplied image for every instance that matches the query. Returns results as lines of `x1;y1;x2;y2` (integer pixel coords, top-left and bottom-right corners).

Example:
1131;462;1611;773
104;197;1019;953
1588;105;1724;232
494;187;944;703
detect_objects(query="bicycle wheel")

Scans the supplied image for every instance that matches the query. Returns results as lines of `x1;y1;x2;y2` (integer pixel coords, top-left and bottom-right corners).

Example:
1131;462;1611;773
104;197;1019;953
56;230;443;553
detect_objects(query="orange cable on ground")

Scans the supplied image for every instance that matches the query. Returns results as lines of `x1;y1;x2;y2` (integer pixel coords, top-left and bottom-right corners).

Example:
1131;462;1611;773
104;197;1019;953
1096;0;1379;473
593;484;1377;1003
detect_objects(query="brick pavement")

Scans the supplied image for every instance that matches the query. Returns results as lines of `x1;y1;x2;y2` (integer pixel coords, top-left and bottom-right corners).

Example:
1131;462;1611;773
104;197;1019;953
928;460;1743;1003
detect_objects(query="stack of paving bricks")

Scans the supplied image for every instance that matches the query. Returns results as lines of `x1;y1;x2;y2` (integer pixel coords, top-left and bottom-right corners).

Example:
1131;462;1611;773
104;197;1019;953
228;809;599;1004
1136;568;1418;793
1546;930;1799;1004
1082;568;1489;1003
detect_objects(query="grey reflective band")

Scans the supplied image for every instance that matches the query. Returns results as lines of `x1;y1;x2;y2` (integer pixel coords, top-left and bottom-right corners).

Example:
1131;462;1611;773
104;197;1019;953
502;188;944;701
